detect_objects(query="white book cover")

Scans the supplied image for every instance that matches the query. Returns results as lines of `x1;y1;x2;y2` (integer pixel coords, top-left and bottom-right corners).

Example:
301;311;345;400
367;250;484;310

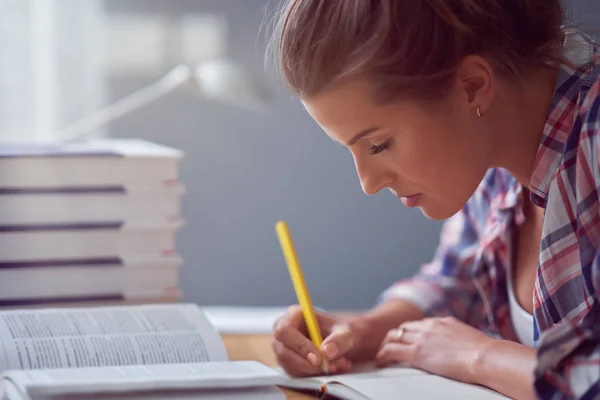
0;220;182;262
0;288;183;309
0;289;183;310
0;182;183;226
0;138;181;158
0;138;182;188
0;254;182;301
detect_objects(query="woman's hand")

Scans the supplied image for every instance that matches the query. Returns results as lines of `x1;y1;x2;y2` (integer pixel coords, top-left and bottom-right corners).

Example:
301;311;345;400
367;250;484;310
272;305;362;377
375;316;493;384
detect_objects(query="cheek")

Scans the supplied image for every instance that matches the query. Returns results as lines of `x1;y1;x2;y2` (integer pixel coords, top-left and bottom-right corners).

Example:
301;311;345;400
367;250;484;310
387;129;453;185
410;126;488;213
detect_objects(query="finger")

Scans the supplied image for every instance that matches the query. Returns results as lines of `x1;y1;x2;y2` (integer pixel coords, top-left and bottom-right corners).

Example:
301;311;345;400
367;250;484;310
381;328;405;346
273;340;352;376
274;307;323;364
320;356;353;375
277;305;335;336
399;318;436;331
333;357;353;374
375;342;414;367
381;327;420;347
282;305;306;328
273;340;321;377
273;322;322;365
321;323;355;361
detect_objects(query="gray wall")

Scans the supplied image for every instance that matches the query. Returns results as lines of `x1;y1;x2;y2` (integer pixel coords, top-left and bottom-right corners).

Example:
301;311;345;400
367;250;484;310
105;0;599;310
567;0;600;29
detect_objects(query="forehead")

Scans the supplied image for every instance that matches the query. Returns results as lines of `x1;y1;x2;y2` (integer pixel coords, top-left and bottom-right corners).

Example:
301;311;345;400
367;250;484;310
302;80;423;143
302;81;387;140
303;80;374;118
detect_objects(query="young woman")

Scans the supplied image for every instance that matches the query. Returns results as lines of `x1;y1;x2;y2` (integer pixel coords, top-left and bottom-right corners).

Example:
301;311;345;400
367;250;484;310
267;1;600;399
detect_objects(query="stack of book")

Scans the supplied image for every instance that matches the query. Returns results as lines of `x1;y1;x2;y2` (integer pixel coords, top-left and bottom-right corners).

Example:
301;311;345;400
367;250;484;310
0;138;184;308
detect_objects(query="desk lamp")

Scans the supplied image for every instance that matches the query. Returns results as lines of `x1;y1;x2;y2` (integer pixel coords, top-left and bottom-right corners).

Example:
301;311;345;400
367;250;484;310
57;58;271;143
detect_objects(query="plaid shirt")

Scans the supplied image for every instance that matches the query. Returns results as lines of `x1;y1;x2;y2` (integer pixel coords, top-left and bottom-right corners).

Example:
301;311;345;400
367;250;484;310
382;29;600;399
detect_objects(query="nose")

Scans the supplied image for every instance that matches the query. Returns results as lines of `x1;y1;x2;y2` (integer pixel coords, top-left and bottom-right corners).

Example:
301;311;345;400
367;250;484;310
353;154;391;195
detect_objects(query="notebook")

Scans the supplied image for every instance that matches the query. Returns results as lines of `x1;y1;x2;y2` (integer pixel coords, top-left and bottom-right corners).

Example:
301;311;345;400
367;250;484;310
278;362;509;400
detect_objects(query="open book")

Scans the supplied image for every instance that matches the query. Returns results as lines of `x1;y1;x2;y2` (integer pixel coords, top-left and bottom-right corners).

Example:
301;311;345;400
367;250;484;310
0;303;509;400
0;303;285;400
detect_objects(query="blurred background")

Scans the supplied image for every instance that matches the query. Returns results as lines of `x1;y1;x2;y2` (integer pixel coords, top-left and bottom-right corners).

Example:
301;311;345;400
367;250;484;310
0;0;598;311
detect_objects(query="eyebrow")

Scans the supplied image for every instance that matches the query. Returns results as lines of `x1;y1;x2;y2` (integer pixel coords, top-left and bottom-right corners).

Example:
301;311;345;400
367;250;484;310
345;127;381;146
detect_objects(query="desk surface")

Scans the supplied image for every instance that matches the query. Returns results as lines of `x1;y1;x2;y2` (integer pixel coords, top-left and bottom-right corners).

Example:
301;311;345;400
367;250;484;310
223;334;310;399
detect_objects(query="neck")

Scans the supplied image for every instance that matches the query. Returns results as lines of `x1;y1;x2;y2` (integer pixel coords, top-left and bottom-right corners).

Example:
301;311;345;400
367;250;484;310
489;66;559;187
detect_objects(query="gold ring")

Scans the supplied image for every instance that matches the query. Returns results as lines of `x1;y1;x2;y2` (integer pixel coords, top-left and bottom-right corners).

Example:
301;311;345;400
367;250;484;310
396;327;405;341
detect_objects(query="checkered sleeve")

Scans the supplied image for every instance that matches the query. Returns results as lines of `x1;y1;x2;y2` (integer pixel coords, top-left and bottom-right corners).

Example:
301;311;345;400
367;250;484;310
534;80;600;399
379;204;482;322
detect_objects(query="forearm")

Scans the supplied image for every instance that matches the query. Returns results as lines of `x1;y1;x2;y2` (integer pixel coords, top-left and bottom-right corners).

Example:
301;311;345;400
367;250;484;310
472;339;537;400
345;299;425;361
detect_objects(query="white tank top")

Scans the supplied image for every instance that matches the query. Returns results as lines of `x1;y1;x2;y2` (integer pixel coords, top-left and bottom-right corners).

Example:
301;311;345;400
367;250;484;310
507;264;535;347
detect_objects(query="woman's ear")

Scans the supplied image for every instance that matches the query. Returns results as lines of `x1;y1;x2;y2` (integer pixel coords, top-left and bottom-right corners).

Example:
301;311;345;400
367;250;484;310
455;55;495;115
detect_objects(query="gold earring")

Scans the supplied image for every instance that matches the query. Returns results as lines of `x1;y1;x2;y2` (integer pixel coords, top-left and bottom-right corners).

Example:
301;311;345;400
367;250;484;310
476;106;482;117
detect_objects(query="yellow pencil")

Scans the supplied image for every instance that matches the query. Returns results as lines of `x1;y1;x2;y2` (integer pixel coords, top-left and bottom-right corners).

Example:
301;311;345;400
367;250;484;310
275;220;328;371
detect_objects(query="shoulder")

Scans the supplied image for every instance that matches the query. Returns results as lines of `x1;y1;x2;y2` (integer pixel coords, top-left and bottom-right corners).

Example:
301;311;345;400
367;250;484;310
572;65;600;177
578;62;600;124
550;64;600;234
580;70;600;133
555;32;600;159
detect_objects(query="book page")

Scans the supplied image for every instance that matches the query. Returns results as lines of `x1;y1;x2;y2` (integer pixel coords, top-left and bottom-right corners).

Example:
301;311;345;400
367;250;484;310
0;380;285;400
278;363;432;400
69;386;287;400
0;361;285;399
280;364;508;400
277;362;426;388
0;304;227;371
332;374;509;400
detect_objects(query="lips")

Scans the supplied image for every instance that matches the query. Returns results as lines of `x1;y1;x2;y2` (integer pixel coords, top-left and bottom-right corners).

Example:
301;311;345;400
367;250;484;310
399;193;422;207
400;193;422;207
388;188;422;207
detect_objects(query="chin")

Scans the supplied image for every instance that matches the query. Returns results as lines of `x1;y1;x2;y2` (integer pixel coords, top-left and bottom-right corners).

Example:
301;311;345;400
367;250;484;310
419;201;464;221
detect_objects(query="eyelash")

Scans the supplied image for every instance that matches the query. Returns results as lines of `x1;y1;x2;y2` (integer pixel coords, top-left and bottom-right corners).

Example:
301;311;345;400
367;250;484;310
369;139;392;155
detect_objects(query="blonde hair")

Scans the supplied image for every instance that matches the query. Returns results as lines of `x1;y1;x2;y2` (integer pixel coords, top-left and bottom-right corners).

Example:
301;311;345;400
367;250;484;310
267;0;565;102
